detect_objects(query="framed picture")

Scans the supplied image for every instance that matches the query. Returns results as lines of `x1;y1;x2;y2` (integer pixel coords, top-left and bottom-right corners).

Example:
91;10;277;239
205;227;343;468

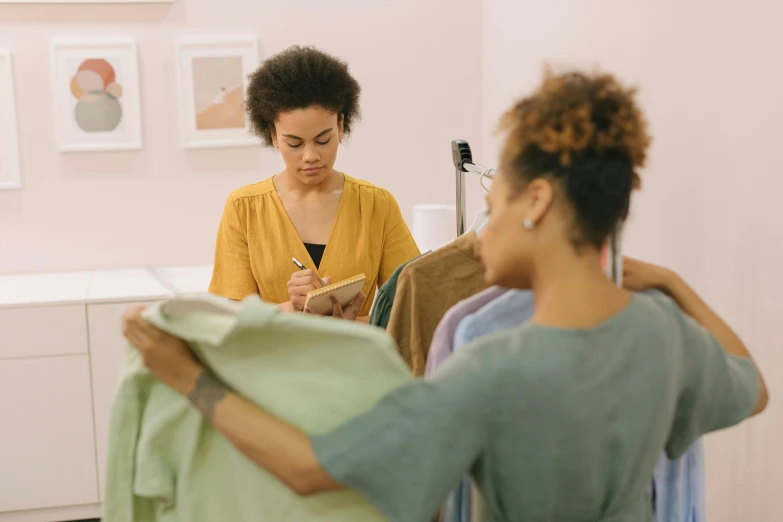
176;36;260;149
51;37;142;152
0;48;21;190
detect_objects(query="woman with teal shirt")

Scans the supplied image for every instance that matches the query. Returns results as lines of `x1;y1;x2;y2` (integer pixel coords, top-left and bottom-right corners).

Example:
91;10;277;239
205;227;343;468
122;68;768;521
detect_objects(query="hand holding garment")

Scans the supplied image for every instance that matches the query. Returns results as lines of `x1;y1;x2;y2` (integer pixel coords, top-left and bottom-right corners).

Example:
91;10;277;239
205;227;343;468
105;294;412;522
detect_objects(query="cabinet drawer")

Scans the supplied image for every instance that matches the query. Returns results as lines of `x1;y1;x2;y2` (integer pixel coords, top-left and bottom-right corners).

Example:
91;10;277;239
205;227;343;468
0;305;88;359
0;356;99;512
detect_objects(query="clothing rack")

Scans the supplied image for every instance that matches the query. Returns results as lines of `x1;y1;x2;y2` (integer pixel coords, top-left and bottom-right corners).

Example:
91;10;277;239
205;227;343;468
449;139;623;286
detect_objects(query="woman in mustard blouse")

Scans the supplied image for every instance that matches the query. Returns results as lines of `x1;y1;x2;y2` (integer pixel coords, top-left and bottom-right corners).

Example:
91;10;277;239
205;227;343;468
208;46;420;320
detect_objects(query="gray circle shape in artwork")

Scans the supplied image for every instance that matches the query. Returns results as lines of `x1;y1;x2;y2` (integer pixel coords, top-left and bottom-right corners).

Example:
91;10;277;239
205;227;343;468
74;92;123;132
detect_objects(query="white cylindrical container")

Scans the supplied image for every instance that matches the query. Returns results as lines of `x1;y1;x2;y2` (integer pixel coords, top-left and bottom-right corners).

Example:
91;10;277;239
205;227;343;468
412;204;456;253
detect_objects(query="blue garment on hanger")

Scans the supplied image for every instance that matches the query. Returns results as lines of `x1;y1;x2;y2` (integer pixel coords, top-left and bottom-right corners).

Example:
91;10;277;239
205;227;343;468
652;441;705;522
448;289;705;522
452;289;535;350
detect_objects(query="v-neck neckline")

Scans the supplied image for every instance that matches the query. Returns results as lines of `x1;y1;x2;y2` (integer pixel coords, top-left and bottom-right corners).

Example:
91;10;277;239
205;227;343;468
271;172;349;274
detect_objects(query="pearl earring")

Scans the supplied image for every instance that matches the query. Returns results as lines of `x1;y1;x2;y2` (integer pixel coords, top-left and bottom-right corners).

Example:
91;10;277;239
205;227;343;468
523;218;534;230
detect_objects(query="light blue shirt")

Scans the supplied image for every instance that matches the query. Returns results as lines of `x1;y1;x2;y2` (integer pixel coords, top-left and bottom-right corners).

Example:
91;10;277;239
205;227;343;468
453;289;535;351
450;289;705;522
652;442;705;522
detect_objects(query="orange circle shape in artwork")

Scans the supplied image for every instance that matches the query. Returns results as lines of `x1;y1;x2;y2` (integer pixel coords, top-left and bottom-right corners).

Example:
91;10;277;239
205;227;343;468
70;75;85;99
77;58;116;90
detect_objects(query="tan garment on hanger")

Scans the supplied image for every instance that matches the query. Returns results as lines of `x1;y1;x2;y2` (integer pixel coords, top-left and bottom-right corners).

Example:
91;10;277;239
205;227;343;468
386;231;489;376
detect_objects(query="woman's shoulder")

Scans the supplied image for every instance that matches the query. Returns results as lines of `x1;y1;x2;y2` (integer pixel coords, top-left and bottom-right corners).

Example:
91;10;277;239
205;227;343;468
630;290;682;324
227;177;276;204
343;173;395;201
343;174;406;224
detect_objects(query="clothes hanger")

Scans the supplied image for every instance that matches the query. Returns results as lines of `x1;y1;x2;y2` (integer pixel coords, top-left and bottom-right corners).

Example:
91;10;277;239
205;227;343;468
466;167;492;237
467;209;488;236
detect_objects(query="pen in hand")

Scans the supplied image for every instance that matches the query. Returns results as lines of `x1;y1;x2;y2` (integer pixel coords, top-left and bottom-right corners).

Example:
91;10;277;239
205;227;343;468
292;257;327;287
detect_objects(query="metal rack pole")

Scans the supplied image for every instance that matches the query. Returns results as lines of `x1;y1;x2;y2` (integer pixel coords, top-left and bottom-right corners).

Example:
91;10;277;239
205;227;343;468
452;139;494;236
456;168;466;236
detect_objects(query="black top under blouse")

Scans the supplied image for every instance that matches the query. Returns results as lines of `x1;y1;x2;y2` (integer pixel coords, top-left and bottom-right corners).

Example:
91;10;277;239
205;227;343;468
304;243;327;269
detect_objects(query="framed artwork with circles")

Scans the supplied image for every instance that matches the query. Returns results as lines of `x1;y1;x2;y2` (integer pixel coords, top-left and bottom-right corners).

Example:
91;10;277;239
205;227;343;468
51;37;143;152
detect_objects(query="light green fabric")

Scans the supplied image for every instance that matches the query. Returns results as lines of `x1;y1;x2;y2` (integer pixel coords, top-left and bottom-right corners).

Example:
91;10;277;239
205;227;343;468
104;294;412;522
312;292;761;522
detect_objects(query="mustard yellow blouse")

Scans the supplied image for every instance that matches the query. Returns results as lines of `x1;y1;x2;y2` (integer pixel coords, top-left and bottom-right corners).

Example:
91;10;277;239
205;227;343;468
208;174;421;316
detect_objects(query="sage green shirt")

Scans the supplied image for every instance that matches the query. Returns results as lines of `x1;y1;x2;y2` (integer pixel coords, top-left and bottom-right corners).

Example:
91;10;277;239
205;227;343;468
312;292;760;522
104;295;412;522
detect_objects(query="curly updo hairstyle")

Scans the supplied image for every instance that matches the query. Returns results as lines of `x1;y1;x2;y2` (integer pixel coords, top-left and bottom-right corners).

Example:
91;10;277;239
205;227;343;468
499;67;650;249
245;45;362;147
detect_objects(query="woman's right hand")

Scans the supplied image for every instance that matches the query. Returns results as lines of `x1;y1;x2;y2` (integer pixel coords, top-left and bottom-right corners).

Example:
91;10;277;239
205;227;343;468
287;270;331;312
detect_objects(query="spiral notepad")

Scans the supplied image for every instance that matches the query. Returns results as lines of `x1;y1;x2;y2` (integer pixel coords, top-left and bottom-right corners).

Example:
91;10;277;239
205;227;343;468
304;273;367;315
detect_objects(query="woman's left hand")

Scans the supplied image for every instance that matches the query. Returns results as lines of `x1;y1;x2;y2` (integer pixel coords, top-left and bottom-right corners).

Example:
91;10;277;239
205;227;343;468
121;305;204;392
622;257;674;293
305;292;365;321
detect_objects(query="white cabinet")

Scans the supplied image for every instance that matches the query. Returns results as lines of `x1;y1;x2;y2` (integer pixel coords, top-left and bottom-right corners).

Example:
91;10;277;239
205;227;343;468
151;264;213;295
0;268;171;521
0;356;98;513
0;305;88;359
88;269;173;304
0;271;96;519
0;271;92;308
87;269;170;501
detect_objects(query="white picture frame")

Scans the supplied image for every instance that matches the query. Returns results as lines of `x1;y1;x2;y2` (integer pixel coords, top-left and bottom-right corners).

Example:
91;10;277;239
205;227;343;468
51;37;142;152
0;48;21;190
176;36;260;149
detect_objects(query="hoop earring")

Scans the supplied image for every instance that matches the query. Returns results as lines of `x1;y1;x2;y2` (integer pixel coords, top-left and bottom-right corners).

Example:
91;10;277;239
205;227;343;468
523;218;534;230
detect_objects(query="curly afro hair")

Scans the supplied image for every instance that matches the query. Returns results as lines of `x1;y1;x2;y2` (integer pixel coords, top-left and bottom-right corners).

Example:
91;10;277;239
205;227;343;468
499;66;651;248
245;45;362;147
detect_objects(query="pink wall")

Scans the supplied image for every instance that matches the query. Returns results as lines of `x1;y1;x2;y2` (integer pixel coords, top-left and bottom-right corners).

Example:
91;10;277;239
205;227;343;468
483;1;782;520
0;0;484;275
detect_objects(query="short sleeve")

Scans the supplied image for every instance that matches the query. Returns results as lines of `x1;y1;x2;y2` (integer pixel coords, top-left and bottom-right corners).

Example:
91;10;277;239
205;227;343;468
378;192;420;287
208;196;259;300
666;310;760;459
311;351;492;522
